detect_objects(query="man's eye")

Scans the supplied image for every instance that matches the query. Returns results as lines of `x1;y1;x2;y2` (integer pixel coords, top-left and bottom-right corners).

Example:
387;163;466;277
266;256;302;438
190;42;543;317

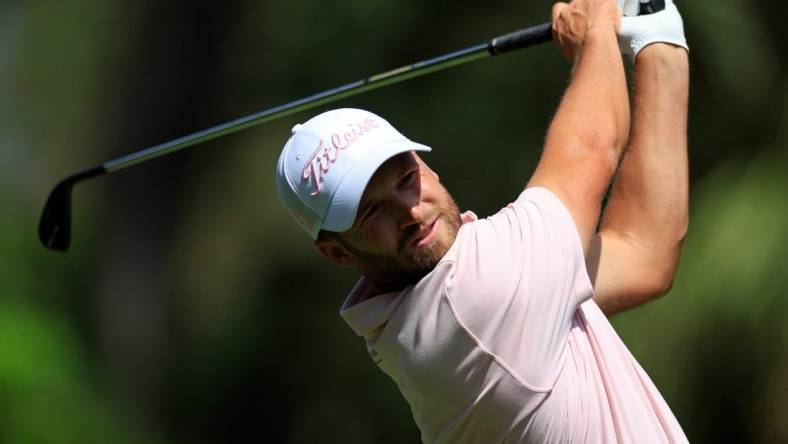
399;171;416;187
363;204;378;223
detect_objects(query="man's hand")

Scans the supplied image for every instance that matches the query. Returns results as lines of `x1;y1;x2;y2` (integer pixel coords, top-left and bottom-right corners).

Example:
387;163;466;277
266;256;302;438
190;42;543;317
552;0;621;60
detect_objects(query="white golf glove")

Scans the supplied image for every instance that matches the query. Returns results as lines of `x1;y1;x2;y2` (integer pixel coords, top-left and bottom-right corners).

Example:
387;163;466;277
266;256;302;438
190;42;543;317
617;1;689;61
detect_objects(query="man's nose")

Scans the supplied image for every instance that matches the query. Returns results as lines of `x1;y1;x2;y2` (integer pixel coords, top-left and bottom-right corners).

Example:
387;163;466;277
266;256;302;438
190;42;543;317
395;193;423;229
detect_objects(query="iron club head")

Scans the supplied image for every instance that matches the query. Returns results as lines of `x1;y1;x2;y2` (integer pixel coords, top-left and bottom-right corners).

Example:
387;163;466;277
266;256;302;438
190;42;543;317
38;178;73;251
38;165;106;251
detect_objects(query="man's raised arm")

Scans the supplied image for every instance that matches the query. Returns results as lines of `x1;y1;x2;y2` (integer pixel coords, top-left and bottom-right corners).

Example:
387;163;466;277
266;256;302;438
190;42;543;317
528;0;630;254
588;3;690;315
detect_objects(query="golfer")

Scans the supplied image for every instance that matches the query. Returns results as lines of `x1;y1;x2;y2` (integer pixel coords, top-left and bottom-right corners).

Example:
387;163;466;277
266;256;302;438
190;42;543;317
275;0;689;441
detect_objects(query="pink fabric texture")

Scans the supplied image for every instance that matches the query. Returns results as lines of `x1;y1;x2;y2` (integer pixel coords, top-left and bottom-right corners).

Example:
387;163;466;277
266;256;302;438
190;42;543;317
340;187;687;443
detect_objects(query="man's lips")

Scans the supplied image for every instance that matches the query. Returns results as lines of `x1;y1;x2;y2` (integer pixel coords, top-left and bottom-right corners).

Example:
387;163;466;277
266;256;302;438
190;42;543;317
411;218;439;247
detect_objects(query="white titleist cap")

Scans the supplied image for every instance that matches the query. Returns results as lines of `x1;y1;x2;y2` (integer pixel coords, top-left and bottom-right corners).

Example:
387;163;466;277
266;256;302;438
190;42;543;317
275;108;431;239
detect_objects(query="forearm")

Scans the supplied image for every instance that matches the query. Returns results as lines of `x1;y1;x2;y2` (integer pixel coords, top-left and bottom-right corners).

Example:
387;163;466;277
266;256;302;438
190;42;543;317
595;44;689;311
546;28;630;174
533;26;630;251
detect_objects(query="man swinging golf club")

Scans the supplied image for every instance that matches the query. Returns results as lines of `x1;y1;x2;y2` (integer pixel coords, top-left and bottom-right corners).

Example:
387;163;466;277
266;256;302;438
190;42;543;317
275;0;690;441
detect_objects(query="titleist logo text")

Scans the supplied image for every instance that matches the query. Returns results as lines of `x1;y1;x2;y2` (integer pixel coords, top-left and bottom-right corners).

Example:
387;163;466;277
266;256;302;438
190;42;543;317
302;118;380;196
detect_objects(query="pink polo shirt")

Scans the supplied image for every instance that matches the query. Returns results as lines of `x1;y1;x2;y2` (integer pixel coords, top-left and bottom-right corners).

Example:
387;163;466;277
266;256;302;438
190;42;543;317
340;187;687;443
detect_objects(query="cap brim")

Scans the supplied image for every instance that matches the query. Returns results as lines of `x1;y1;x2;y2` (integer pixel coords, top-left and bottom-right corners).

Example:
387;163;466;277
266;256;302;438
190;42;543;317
321;140;431;234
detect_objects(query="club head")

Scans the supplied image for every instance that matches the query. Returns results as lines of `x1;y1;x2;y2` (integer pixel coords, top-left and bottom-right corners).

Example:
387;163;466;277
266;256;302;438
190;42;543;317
39;165;106;252
39;179;73;251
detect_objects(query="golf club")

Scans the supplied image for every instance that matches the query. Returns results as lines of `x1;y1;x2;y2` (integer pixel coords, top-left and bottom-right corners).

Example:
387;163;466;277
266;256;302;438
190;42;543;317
39;0;665;252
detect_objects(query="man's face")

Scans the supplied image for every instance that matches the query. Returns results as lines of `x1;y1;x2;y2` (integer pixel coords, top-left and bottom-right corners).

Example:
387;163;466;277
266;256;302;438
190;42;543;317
317;151;462;291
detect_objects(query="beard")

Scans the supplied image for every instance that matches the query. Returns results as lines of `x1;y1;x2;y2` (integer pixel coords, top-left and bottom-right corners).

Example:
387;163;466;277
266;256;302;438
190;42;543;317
343;192;462;290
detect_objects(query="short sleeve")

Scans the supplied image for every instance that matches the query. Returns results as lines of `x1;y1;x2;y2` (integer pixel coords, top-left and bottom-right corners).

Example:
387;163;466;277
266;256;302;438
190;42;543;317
443;186;594;390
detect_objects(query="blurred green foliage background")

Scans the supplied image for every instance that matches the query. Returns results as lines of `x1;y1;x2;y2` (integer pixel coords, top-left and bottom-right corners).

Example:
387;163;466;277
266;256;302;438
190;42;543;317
1;0;786;442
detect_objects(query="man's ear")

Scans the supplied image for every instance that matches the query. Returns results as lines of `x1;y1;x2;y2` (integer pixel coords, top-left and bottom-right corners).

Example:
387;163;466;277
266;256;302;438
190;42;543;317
314;236;355;267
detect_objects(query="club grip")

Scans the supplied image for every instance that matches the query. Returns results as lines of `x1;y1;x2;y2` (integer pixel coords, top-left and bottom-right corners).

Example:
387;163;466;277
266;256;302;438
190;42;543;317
488;22;552;56
487;0;665;57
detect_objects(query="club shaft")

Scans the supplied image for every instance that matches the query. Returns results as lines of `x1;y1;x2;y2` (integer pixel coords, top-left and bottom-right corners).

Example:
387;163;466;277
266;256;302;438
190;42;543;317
104;44;489;172
103;22;552;173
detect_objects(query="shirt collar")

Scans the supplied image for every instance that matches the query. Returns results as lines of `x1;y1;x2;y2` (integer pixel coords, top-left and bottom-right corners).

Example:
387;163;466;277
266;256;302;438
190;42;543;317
340;279;406;337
